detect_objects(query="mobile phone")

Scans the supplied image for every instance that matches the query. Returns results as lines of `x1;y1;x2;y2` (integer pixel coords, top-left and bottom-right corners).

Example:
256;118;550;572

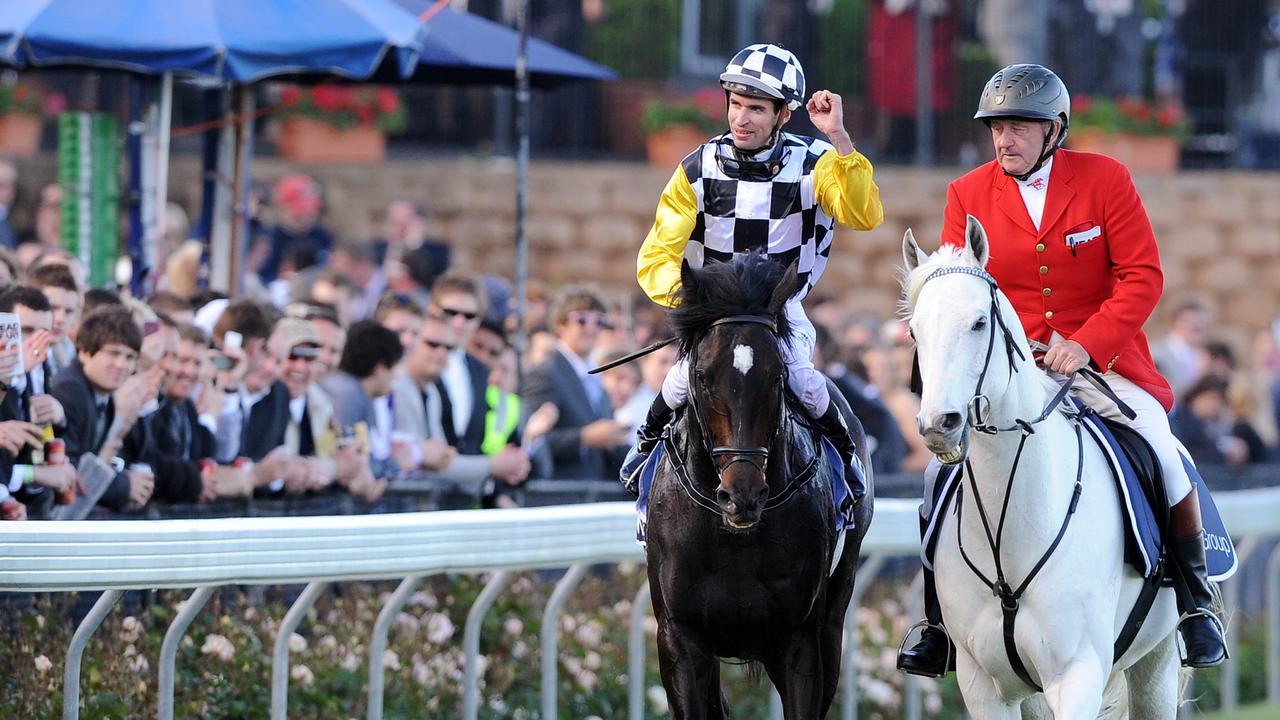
212;353;235;371
224;331;243;350
143;320;160;336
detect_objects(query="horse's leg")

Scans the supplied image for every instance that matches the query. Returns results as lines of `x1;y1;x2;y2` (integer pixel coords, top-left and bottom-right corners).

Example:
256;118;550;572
1040;656;1108;720
1122;633;1180;720
763;627;824;720
656;618;718;720
955;649;1022;720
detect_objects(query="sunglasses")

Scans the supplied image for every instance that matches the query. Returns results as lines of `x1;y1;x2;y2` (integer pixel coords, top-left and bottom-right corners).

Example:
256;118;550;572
288;346;320;361
714;137;789;181
435;306;478;322
423;338;457;351
568;311;613;330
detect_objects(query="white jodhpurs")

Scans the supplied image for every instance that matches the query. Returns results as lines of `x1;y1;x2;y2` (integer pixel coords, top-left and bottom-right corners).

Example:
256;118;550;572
1068;370;1195;506
660;298;831;419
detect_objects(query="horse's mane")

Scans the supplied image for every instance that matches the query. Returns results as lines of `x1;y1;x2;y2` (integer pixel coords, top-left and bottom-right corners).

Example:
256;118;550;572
900;244;1063;401
898;243;969;318
668;252;794;359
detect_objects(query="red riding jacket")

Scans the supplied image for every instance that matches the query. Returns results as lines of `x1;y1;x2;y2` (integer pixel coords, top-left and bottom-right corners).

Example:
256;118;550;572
940;149;1174;411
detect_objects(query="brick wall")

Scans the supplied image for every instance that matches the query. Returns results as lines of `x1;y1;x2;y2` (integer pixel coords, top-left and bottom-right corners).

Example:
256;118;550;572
12;155;1280;355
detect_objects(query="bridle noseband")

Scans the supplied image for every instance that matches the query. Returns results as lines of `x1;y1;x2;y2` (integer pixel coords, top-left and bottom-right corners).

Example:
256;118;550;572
687;314;784;483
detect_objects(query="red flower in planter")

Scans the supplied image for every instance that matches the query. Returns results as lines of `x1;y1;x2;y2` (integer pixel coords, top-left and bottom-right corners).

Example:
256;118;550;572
280;86;302;107
311;85;352;113
375;87;400;114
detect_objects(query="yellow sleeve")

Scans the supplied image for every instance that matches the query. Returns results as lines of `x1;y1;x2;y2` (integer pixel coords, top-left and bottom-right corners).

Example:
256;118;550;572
814;149;884;231
637;164;699;308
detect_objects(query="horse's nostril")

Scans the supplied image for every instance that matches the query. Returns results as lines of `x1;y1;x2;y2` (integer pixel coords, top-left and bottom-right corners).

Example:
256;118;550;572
940;412;964;431
716;487;732;508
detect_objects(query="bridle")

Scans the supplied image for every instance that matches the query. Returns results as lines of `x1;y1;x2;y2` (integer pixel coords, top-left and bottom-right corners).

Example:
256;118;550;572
686;314;784;483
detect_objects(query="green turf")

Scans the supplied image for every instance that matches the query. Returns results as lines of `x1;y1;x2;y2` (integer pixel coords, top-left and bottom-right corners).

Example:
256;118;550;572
1191;703;1278;720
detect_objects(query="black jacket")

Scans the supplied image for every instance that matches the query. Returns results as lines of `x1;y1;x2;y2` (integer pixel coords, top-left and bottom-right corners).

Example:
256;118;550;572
50;360;132;512
122;397;216;503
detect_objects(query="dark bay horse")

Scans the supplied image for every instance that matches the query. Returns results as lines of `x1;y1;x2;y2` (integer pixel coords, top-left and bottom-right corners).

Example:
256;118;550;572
645;254;875;719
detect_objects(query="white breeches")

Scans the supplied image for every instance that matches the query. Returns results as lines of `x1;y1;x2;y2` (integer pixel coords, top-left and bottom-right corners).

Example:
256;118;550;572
661;298;831;419
1068;370;1194;506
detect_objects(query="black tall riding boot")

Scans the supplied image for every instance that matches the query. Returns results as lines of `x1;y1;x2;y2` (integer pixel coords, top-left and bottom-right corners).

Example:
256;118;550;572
897;516;955;678
812;401;862;494
620;393;673;497
1169;488;1228;668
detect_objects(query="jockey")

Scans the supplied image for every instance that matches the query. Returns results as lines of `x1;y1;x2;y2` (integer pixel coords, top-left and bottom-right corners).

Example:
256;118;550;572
897;64;1228;677
619;43;884;495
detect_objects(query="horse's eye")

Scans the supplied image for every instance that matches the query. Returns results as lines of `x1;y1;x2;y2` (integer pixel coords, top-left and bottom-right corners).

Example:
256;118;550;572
971;317;988;332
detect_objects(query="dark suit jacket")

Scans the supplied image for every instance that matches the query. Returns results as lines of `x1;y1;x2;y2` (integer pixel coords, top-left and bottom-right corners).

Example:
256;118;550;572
524;348;625;480
0;362;57;516
451;352;490;455
239;381;291;462
122;397;216;503
50;360;132;512
830;370;907;475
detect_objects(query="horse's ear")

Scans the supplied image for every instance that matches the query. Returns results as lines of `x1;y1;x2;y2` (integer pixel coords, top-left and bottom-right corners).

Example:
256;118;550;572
769;261;801;316
965;215;990;268
679;259;698;300
903;228;928;271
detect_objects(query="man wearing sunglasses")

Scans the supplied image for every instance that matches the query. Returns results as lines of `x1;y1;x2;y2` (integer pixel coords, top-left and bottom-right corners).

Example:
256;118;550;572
628;43;884;495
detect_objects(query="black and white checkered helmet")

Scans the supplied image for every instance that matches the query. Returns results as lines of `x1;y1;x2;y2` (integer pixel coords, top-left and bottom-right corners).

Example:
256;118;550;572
720;44;805;111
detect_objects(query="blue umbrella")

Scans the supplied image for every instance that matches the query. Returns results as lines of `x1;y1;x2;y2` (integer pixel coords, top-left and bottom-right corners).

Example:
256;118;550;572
0;0;424;81
389;1;615;87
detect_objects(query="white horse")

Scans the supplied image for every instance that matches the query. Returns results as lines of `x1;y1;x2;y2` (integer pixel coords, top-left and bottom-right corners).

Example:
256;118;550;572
901;216;1181;719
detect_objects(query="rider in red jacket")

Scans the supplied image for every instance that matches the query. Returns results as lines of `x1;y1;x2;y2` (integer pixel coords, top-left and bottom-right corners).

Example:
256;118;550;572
897;64;1227;677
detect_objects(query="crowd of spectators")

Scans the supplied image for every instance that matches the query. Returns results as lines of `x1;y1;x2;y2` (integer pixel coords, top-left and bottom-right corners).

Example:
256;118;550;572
1;160;1276;523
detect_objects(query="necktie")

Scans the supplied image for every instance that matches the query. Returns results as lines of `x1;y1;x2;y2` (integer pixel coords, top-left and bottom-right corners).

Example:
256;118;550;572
93;399;110;451
298;403;315;457
435;380;458;446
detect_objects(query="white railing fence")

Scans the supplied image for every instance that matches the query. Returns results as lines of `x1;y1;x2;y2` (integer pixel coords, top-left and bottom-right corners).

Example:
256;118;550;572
4;490;1280;719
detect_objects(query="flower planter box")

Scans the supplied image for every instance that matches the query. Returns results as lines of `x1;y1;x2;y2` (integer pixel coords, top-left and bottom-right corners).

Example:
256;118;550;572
1069;129;1179;173
644;124;706;168
0;113;43;157
279;117;386;164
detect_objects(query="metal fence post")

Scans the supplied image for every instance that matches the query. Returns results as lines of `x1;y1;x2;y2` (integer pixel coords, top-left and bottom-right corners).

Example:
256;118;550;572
63;589;122;720
158;585;214;720
367;575;423;720
1268;543;1280;704
270;581;326;720
629;581;651;720
1222;536;1258;713
463;570;512;720
542;563;588;720
843;554;887;720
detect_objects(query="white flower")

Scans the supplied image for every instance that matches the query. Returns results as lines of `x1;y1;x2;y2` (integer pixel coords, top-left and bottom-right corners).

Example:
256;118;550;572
560;615;578;632
861;677;896;706
394;612;421;635
243;606;258;621
583;651;603;671
512;640;529;659
201;634;235;662
288;633;308;654
425;612;455;644
503;617;524;636
412;657;432;687
318;635;338;651
129;654;150;674
925;692;943;714
34;655;53;673
647;685;669;715
340;652;361;672
383;649;401;671
35;614;45;629
120;616;141;643
407;591;437;609
290;663;315;686
574;620;603;647
123;644;137;657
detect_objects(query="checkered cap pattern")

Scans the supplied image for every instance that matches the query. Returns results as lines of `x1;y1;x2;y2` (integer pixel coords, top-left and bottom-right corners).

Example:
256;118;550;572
720;44;805;110
678;132;836;299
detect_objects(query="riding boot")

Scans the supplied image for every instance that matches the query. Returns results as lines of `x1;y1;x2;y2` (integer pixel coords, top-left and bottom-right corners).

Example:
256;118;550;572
620;393;673;497
897;516;956;677
1169;487;1228;668
812;401;863;495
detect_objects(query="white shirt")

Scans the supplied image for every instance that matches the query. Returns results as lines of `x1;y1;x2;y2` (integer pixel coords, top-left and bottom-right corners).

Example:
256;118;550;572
1015;157;1053;231
370;395;392;461
441;349;474;440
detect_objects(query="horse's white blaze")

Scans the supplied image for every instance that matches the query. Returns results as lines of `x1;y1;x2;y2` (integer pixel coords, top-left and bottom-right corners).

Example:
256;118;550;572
732;345;753;375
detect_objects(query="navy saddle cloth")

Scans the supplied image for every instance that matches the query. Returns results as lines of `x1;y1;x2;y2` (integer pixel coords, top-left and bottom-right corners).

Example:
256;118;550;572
923;411;1236;582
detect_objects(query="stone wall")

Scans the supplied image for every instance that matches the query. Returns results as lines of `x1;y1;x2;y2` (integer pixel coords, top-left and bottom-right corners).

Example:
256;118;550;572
12;155;1280;356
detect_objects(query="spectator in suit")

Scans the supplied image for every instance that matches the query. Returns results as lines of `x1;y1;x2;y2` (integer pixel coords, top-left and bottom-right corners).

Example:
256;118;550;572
390;313;529;497
0;160;17;249
26;263;81;378
50;306;153;512
321;320;402;486
428;273;492;456
374;291;423;353
1151;300;1210;397
524;285;631;480
209;300;303;496
814;323;906;475
0;285;77;517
